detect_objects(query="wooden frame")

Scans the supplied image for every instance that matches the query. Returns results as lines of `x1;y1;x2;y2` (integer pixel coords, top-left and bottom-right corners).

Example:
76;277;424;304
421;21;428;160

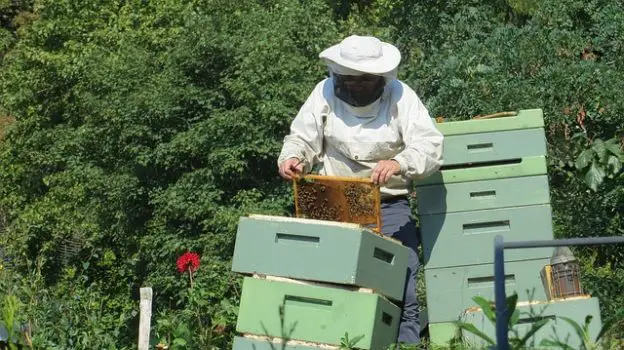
292;174;382;233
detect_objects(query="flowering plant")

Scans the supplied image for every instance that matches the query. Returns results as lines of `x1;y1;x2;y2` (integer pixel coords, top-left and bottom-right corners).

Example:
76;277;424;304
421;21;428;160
176;251;200;287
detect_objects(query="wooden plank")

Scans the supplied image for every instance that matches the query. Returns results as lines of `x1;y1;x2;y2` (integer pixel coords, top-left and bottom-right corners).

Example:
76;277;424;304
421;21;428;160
236;277;401;350
252;274;375;294
233;335;339;349
433;109;544;136
138;287;152;350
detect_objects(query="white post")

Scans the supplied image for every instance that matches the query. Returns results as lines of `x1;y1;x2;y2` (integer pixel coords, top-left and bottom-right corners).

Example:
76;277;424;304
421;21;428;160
138;287;153;350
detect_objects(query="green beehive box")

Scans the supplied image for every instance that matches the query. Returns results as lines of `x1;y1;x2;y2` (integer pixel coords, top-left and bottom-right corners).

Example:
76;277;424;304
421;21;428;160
236;277;401;350
425;258;550;323
233;336;338;349
420;204;554;269
428;322;460;347
440;128;546;166
416;175;551;215
415;156;547;186
463;297;602;349
434;109;544;136
232;215;409;301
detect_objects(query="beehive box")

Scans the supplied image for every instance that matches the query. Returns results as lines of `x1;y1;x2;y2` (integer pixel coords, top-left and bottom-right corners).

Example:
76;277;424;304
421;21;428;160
432;109;546;166
462;297;603;349
231;215;408;301
415;175;551;215
294;175;381;232
236;277;401;350
428;322;461;347
424;258;550;323
419;204;554;268
440;128;547;166
433;109;544;136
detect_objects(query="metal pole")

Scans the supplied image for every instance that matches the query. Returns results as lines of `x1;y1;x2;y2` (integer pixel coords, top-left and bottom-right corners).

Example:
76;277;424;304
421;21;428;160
504;236;624;249
494;235;509;350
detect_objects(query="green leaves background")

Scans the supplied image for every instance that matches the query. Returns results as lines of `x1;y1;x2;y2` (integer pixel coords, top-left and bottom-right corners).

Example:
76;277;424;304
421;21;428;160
0;0;622;348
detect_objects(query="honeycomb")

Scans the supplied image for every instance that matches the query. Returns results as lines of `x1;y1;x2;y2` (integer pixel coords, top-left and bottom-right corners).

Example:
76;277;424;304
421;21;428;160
293;175;381;233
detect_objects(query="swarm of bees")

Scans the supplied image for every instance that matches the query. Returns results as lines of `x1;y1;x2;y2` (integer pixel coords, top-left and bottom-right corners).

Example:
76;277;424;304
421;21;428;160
344;183;374;218
296;183;342;221
295;176;378;224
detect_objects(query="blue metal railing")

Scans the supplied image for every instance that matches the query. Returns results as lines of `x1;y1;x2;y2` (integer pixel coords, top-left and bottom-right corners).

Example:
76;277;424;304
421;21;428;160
493;235;624;350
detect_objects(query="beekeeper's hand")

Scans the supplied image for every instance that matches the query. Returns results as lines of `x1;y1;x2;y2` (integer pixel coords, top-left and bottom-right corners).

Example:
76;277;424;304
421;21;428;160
371;159;401;185
278;158;304;180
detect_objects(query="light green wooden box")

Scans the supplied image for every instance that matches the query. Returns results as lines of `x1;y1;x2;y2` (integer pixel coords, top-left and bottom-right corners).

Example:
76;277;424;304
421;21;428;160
415;156;547;186
236;277;401;350
425;258;550;323
420;204;554;269
434;109;544;136
428;322;460;347
416;175;551;215
441;127;546;166
233;336;336;349
463;297;602;349
231;215;409;301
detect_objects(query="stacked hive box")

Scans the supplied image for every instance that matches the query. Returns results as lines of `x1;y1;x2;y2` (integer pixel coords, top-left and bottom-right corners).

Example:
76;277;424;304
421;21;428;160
415;109;602;345
230;215;410;349
415;109;554;344
462;296;602;348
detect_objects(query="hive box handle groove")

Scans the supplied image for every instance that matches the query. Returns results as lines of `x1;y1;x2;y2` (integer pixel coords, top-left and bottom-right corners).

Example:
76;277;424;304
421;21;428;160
381;312;393;326
517;315;556;324
440;158;522;170
463;220;510;234
470;190;496;199
284;295;333;308
275;233;320;245
373;247;395;265
467;274;515;288
467;142;494;153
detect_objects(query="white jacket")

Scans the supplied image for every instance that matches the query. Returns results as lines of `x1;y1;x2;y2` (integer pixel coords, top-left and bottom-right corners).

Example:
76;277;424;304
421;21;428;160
278;78;444;199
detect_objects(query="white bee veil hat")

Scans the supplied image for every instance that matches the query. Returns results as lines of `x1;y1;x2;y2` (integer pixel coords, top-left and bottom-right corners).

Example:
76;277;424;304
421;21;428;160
319;35;401;76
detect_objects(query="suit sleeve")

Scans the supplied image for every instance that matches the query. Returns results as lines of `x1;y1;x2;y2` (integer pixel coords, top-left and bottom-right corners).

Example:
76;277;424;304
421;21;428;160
277;81;327;172
391;91;444;179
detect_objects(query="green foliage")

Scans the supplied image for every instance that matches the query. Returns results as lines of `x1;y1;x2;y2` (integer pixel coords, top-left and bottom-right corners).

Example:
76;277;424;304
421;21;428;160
573;137;623;191
0;0;338;347
0;294;22;349
455;294;620;349
0;258;135;349
339;332;365;349
0;0;622;348
540;314;615;349
384;0;624;335
455;293;549;349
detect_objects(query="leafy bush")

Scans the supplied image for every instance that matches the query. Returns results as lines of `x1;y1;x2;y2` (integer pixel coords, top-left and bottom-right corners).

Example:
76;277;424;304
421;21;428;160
0;0;622;348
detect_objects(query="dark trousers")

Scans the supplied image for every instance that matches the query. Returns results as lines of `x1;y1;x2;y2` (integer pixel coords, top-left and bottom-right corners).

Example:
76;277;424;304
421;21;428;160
380;198;421;344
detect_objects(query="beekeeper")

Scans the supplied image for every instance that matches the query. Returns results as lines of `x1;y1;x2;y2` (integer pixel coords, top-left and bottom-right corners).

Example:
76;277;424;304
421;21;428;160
277;35;444;344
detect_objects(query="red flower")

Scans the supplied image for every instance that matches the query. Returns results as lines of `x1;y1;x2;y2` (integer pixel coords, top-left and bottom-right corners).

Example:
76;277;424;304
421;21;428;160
176;252;200;273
